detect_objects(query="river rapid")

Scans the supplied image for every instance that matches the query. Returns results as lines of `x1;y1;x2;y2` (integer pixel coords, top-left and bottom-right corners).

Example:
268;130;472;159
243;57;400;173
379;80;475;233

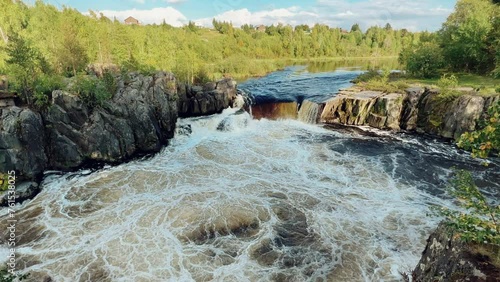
1;64;499;282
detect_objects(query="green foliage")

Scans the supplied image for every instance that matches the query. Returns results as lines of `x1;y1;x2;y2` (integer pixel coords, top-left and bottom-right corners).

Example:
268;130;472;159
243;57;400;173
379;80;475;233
4;32;50;105
458;101;500;157
437;170;500;245
439;0;499;74
352;69;380;83
399;42;444;78
0;173;7;191
0;267;29;282
33;74;63;109
71;75;113;109
437;74;460;98
0;1;419;84
356;69;409;93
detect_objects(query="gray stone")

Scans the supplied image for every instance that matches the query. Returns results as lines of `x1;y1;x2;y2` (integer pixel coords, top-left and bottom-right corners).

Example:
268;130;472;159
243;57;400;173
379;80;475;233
178;78;238;117
0;107;47;180
413;222;500;281
0;181;40;206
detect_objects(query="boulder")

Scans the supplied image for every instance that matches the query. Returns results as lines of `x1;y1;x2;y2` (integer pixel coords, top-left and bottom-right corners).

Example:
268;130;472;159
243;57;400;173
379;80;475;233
44;71;178;170
321;90;405;130
440;95;485;139
400;87;425;130
416;92;487;139
413;222;500;281
321;90;381;126
367;93;405;130
0;181;40;206
0;107;47;180
178;78;238;117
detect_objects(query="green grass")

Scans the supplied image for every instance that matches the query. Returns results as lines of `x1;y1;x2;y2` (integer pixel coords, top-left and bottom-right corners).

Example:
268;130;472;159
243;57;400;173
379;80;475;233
405;73;500;96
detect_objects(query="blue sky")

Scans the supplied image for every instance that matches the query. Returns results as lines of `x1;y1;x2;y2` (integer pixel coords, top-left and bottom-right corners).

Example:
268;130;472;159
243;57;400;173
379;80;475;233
39;0;457;31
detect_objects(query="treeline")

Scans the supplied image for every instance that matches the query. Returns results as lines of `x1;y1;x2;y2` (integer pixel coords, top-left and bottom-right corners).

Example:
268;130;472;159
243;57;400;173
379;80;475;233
0;0;423;85
400;0;500;78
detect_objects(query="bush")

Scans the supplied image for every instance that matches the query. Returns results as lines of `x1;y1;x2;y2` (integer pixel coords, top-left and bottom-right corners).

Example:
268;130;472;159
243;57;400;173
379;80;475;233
33;74;63;109
352;69;380;83
495;86;500;94
437;170;500;245
71;75;113;110
0;267;29;281
458;101;499;158
400;42;444;78
437;74;460;99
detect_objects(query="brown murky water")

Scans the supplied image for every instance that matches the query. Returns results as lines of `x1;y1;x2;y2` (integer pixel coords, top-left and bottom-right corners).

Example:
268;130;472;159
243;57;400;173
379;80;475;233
2;107;473;281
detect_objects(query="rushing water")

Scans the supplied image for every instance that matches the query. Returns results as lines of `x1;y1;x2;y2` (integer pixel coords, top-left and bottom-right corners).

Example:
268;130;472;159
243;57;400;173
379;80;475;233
1;65;499;282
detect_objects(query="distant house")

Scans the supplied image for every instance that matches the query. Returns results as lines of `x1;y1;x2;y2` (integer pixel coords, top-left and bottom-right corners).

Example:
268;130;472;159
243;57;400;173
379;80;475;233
124;16;140;25
256;25;266;33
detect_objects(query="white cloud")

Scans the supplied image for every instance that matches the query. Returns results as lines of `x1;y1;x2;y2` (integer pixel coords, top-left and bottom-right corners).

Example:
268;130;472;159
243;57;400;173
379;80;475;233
98;7;188;26
132;0;145;4
164;0;186;3
194;0;452;31
314;0;452;31
195;7;318;27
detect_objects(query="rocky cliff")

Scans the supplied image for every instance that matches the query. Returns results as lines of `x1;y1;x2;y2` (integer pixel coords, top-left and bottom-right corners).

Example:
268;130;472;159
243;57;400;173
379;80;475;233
319;87;499;139
412;222;500;281
177;79;238;117
0;72;238;205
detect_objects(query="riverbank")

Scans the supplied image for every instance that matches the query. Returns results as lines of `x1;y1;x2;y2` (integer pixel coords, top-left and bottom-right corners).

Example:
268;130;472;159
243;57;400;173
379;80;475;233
0;71;239;206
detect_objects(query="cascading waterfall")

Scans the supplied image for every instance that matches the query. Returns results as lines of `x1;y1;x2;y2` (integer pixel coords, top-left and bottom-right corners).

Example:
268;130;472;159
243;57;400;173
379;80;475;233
1;67;498;282
298;100;324;124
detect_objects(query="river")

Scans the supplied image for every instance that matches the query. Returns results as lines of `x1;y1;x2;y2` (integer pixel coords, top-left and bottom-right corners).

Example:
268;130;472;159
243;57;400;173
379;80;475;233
1;63;499;281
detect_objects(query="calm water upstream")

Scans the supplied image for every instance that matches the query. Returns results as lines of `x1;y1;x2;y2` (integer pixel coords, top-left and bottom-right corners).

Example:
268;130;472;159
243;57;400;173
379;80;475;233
1;63;499;281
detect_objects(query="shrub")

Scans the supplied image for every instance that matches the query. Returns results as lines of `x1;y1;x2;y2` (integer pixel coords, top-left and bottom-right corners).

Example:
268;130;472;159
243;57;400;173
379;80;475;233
71;76;113;110
495;86;500;94
458;101;499;158
437;170;500;245
400;42;444;78
0;267;29;281
33;74;63;109
352;69;380;83
437;74;460;99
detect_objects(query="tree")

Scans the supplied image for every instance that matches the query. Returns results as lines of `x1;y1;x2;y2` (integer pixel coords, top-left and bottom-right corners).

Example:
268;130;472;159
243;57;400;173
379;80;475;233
350;23;361;33
56;23;88;76
399;42;444;78
439;0;497;73
437;170;499;245
4;32;48;105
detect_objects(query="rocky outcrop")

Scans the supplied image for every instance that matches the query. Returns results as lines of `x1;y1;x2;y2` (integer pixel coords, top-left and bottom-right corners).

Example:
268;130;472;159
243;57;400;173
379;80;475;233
321;88;405;130
177;78;238;117
0;107;47;180
320;87;499;138
412;222;500;281
44;71;178;170
0;72;239;188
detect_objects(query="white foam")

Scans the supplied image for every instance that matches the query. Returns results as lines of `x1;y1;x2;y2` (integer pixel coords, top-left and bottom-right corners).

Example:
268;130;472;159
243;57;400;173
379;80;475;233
1;114;456;281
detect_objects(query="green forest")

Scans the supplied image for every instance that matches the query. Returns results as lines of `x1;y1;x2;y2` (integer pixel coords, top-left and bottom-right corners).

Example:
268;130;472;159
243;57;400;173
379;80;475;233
0;0;499;107
0;0;420;86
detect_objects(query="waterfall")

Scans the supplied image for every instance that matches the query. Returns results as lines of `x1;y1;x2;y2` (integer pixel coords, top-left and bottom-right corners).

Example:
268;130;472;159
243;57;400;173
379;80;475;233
298;100;324;124
250;102;298;120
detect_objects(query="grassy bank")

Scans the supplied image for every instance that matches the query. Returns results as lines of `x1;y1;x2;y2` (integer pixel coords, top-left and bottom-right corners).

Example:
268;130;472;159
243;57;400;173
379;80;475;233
354;70;500;97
